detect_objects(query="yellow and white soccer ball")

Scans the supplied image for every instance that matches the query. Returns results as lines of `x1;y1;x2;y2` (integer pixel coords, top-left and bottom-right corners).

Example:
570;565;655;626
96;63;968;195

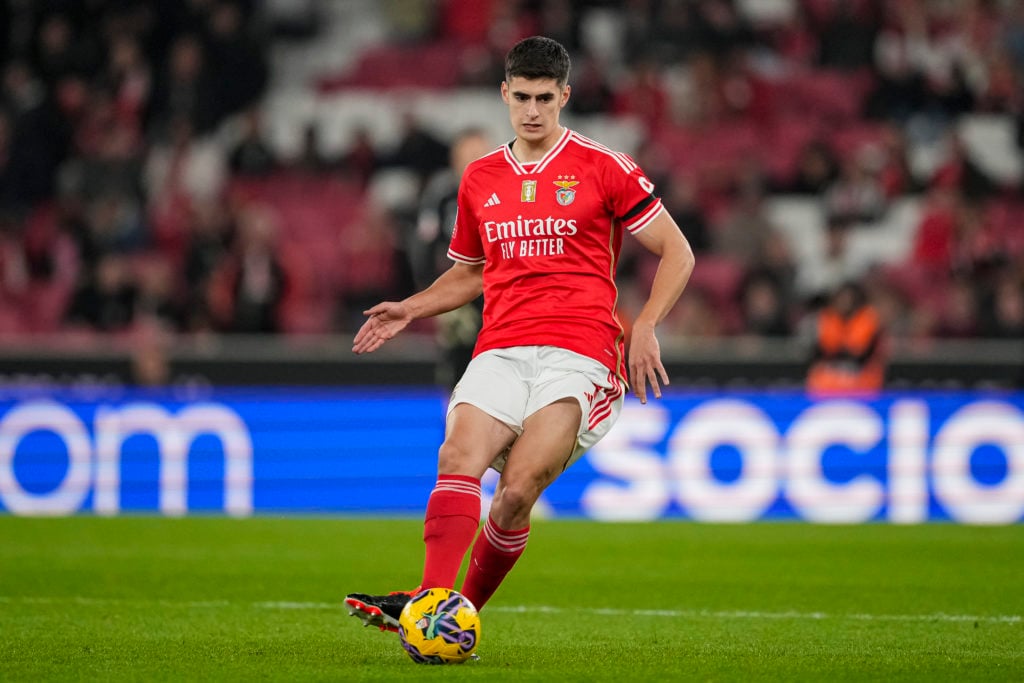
398;587;480;664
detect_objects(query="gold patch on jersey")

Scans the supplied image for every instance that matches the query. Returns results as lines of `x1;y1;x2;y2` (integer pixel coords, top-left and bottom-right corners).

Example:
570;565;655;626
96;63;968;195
521;180;537;203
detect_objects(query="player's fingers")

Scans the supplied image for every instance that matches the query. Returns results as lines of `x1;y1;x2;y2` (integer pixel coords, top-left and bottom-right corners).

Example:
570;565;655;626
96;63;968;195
353;320;387;354
352;317;378;347
645;366;662;400
631;365;648;404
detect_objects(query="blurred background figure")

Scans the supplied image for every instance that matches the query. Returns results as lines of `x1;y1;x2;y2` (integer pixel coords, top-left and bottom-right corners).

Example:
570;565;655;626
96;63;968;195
806;281;886;395
207;202;293;334
412;128;492;388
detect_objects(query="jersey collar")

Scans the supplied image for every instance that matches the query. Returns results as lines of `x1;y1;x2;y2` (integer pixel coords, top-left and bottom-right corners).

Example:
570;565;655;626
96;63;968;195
502;127;572;176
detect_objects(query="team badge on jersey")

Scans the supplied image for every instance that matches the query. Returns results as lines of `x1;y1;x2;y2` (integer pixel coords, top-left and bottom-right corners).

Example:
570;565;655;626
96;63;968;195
521;180;537;203
553;175;579;206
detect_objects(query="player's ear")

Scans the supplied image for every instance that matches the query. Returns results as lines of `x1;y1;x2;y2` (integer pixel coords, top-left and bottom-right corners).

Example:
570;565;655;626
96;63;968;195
560;84;571;108
500;81;510;104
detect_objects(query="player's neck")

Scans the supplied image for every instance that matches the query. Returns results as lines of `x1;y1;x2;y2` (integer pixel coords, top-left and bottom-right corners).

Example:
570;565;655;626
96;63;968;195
511;126;565;163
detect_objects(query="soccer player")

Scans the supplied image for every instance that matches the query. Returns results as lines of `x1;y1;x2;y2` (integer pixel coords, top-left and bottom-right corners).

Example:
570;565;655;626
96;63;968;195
345;36;694;632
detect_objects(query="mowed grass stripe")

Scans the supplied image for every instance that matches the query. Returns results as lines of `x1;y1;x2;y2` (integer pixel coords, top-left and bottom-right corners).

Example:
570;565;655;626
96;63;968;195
2;595;1020;624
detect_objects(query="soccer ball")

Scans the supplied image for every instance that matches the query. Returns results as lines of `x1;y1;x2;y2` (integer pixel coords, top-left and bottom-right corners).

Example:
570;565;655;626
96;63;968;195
398;587;480;664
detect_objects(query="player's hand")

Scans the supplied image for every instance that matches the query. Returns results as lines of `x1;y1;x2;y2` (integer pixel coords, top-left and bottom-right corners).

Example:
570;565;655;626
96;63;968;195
352;302;413;354
628;324;669;404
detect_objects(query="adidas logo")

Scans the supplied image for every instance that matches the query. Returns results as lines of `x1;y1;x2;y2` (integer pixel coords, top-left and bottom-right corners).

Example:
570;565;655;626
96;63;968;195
484;192;501;207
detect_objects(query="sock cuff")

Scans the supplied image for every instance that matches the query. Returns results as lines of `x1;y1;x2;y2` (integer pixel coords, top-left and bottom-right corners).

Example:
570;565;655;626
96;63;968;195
433;474;482;497
483;516;529;554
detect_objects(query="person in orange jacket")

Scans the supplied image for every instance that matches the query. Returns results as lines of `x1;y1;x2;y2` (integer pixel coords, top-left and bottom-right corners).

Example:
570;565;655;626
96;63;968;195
807;281;886;395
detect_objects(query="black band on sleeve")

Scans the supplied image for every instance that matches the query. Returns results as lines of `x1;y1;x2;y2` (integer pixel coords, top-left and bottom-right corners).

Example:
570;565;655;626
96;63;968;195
620;194;657;222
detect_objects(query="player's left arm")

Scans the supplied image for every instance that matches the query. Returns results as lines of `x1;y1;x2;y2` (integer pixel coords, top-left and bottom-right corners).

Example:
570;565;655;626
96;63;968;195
629;209;695;404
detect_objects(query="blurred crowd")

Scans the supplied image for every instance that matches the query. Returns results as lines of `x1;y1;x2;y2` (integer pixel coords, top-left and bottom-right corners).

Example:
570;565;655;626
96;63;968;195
1;0;1023;348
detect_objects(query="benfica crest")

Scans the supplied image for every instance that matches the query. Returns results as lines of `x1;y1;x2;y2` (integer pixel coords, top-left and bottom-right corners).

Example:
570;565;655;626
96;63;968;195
553;175;579;206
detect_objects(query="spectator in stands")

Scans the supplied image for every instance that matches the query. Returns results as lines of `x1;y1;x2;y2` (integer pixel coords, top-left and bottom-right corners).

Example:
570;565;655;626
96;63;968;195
339;126;378;190
816;0;877;71
148;33;219;135
795;215;866;304
2;61;71;207
82;192;147;258
737;268;792;337
130;333;172;387
0;110;17;217
875;125;918;197
713;175;782;266
691;0;756;59
806;281;885;395
65;253;138;332
144;115;227;253
949;199;1005;282
864;270;917;341
0;216;30;305
385;112;449;187
1005;1;1024;74
660;171;710;254
31;12;98;88
536;0;578;55
207;202;291;333
0;0;9;62
930;130;999;202
910;184;960;274
567;52;614;116
933;276;981;339
823;148;888;225
133;254;185;332
865;3;927;123
783;139;839;195
336;200;401;333
182;198;233;332
291;122;336;175
228;107;279;177
611;56;670;131
661;285;724;338
203;0;269;124
980;270;1024;338
61;87;146;209
100;34;152;143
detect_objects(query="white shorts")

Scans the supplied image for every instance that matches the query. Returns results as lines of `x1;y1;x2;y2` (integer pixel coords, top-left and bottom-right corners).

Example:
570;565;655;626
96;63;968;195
448;346;625;472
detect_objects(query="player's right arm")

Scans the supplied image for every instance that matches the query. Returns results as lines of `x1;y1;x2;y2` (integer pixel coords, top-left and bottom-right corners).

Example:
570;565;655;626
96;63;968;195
352;262;483;354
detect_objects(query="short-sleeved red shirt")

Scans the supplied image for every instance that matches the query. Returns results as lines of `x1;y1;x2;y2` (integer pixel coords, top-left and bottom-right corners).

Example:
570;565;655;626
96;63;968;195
448;128;664;380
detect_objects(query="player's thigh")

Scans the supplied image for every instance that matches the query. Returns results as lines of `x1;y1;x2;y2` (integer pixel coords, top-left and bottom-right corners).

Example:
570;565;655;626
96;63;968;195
498;397;582;495
439;402;518;477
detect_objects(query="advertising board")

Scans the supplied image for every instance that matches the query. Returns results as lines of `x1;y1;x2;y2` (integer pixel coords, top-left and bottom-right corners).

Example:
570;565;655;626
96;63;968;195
1;389;1020;523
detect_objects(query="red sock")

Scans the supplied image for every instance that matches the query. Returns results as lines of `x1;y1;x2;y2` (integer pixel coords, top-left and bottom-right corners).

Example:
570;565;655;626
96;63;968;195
420;474;481;590
460;516;529;610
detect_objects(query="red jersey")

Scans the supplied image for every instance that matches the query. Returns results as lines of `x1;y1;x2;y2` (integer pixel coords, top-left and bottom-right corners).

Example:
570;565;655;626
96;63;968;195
448;128;665;380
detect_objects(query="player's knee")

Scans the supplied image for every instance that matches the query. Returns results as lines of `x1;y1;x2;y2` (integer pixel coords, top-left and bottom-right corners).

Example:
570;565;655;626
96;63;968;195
491;481;539;521
436;440;470;474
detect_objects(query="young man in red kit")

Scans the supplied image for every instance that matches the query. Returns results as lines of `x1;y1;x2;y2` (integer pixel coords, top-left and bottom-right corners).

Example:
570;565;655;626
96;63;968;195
345;36;694;631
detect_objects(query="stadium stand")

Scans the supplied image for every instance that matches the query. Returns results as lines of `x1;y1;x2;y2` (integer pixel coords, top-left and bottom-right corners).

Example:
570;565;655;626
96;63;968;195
0;0;1021;361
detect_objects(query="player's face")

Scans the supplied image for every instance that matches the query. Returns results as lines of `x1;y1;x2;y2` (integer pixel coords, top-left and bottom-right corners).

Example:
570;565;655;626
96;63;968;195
501;77;570;149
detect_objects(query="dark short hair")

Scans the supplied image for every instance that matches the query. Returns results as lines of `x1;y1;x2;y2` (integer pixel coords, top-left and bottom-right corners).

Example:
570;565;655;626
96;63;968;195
504;36;570;87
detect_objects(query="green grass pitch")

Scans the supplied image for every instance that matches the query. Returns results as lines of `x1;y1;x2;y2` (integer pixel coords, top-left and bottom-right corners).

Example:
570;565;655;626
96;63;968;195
1;517;1022;681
